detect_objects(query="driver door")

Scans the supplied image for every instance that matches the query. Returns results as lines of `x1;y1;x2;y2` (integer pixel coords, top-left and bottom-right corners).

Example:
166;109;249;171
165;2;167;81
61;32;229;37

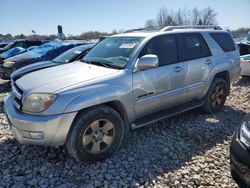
133;34;187;118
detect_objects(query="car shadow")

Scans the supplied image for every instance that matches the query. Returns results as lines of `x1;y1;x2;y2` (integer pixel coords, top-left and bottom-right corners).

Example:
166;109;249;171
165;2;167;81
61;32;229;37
0;104;245;187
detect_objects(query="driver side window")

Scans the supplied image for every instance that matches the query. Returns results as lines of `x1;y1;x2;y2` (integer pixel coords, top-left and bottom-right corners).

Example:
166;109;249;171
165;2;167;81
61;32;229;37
139;34;178;66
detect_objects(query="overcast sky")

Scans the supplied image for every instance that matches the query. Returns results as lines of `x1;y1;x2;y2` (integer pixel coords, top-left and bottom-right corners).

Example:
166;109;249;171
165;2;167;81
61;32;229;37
0;0;249;36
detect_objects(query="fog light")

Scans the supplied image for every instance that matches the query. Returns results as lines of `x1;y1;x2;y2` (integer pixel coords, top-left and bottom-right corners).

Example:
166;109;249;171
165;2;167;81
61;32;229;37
19;129;32;139
30;132;44;140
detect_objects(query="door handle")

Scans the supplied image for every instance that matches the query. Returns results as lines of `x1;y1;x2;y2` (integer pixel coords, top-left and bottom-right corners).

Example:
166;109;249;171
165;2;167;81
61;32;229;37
205;59;212;65
174;66;183;72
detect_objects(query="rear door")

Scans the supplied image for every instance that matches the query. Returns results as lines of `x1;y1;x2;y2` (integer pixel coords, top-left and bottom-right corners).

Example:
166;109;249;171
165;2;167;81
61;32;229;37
177;33;213;100
133;34;188;117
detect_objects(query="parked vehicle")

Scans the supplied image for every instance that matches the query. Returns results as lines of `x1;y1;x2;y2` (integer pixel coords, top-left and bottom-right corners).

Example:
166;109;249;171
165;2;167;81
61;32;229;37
0;39;43;54
4;26;240;161
11;44;94;80
0;42;8;48
0;40;83;79
0;47;27;63
236;31;250;77
230;114;250;187
240;54;250;76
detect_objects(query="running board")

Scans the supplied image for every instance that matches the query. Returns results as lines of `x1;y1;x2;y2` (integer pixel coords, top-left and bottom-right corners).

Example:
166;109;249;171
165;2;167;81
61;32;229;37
131;100;204;129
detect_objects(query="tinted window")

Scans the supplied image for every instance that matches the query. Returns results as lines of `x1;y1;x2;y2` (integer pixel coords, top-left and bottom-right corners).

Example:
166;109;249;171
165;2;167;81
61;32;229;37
140;35;178;66
14;42;27;48
27;41;42;47
178;33;204;61
209;32;236;52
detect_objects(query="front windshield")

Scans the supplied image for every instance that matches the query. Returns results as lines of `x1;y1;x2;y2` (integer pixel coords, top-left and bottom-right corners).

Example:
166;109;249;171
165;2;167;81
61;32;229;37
83;37;143;69
53;46;85;63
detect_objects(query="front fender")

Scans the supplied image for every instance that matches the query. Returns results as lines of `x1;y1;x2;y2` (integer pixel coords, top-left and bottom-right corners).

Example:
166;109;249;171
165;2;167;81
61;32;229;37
63;86;135;121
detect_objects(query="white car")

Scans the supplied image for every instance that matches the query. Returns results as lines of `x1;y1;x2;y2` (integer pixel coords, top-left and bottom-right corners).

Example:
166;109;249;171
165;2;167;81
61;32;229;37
240;54;250;76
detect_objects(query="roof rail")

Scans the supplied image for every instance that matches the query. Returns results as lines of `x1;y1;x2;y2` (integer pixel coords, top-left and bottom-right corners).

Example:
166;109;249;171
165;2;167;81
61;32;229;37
123;27;161;33
160;25;223;32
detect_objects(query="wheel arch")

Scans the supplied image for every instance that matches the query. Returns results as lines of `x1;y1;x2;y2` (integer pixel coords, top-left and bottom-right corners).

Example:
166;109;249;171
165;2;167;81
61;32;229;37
213;71;230;95
201;68;231;98
66;100;130;143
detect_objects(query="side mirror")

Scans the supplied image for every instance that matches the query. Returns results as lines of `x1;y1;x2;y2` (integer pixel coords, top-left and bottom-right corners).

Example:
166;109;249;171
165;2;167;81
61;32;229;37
137;54;159;70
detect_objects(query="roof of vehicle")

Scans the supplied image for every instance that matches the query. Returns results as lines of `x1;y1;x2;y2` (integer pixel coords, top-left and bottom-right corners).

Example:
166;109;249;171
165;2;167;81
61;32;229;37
111;25;228;38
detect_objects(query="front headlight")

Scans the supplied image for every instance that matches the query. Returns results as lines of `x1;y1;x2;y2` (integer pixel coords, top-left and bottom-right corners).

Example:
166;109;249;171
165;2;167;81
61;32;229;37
3;61;15;68
239;121;250;147
22;93;57;113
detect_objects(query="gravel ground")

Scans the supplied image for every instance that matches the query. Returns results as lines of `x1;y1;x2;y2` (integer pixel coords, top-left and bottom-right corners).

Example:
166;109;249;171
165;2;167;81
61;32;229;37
0;77;249;188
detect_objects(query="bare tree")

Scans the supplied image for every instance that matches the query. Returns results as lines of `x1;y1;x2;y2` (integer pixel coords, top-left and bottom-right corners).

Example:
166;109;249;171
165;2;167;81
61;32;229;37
145;6;218;28
156;7;168;27
191;8;200;25
175;8;183;25
145;19;157;28
200;7;217;25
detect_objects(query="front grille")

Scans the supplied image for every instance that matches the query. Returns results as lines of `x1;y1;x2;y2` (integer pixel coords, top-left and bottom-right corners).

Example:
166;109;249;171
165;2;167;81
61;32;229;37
12;81;23;110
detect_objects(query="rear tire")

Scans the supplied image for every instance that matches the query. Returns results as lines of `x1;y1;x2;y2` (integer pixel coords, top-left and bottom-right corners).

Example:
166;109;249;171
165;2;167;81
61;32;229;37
200;78;228;114
66;105;125;162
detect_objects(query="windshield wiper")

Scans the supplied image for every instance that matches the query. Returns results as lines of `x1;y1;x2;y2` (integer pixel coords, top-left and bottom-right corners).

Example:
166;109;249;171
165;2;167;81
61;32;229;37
81;59;121;69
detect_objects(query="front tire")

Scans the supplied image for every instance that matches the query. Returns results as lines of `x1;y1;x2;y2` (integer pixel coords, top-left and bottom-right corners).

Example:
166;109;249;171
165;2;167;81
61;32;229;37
66;105;125;162
200;78;228;114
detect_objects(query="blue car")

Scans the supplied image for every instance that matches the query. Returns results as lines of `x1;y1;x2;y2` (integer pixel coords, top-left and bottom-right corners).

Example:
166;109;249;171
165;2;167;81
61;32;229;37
0;39;43;54
11;44;95;80
0;40;84;78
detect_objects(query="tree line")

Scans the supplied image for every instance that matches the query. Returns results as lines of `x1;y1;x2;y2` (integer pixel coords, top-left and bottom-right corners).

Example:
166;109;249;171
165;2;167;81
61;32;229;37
145;6;218;28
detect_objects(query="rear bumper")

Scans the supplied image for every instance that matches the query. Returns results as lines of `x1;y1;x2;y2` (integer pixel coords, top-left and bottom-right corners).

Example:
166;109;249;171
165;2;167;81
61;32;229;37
231;66;241;81
4;95;77;146
240;59;250;76
230;133;250;187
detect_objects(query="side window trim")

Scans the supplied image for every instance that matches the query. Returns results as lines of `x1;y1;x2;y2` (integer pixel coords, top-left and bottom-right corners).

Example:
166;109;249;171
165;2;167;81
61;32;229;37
199;34;212;57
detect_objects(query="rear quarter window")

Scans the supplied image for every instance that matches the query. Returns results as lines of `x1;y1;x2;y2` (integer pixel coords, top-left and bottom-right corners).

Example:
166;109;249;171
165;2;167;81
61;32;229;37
209;32;236;52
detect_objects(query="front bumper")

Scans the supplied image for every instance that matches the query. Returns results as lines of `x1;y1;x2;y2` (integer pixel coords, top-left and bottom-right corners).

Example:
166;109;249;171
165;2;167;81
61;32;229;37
230;133;250;188
4;95;77;146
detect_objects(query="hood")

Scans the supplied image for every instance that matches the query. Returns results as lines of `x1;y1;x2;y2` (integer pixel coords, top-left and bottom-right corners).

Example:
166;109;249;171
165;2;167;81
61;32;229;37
16;61;120;94
4;51;40;67
11;60;57;80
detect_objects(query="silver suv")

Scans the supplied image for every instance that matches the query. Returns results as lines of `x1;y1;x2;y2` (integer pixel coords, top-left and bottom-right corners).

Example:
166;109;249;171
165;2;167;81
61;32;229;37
4;26;241;161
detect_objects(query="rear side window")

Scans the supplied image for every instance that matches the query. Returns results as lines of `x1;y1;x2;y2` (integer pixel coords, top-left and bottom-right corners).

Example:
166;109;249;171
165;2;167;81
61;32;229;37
209;32;235;52
140;34;178;66
177;33;211;61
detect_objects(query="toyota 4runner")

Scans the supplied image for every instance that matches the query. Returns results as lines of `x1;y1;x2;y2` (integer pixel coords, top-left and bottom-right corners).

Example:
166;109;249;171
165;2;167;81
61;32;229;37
4;26;241;161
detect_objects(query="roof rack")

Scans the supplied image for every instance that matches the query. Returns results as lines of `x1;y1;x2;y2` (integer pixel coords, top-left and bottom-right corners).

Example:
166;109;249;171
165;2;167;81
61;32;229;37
160;25;223;32
123;27;161;33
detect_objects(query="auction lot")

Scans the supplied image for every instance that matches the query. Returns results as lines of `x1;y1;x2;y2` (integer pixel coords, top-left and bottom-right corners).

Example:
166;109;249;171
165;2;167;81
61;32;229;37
0;77;249;187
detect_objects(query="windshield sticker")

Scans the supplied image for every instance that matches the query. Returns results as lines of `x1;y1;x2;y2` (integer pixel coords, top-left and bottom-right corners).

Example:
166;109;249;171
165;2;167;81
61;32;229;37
119;43;136;49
